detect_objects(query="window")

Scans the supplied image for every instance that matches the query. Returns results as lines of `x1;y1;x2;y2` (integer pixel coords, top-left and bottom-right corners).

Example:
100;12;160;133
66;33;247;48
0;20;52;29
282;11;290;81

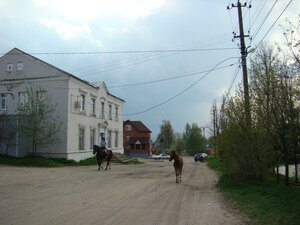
108;130;112;148
125;124;131;131
90;129;96;149
91;98;96;115
79;128;85;150
101;102;105;119
115;106;119;121
80;94;85;111
19;92;29;104
1;94;7;110
115;131;119;147
37;91;47;104
126;135;130;141
17;62;23;71
108;104;112;120
6;63;13;72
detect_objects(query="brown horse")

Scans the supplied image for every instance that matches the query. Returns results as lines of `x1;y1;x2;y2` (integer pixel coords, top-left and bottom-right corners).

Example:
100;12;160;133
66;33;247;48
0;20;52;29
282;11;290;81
169;150;183;183
93;145;113;171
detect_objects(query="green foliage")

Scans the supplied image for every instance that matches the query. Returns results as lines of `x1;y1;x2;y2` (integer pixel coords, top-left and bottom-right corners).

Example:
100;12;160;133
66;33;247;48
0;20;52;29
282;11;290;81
209;156;300;225
171;133;185;155
0;154;77;167
16;86;61;153
155;120;175;153
219;176;300;225
216;44;300;182
183;123;206;155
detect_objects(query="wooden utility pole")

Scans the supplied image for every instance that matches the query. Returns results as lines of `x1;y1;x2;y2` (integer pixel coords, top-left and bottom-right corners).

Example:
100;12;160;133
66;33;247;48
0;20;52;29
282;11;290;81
228;1;251;126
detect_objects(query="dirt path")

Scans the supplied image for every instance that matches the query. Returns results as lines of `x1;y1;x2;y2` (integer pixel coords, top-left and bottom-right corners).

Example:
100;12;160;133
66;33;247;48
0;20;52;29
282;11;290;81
0;157;245;225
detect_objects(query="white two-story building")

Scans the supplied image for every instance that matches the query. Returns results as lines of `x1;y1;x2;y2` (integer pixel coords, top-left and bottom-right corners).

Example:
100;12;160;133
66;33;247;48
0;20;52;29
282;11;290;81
0;48;124;161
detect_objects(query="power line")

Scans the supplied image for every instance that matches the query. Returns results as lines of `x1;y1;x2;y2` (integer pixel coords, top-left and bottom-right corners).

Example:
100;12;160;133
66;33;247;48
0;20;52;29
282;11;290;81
251;0;279;42
254;0;293;49
108;63;237;88
1;47;237;56
123;57;238;116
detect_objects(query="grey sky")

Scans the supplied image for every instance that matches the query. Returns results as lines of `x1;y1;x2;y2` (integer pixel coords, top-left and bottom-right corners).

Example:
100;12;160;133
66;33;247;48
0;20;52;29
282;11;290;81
1;0;299;139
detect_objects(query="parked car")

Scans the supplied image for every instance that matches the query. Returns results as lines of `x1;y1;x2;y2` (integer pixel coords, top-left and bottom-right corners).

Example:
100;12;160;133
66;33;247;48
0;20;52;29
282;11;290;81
152;153;170;160
194;153;207;162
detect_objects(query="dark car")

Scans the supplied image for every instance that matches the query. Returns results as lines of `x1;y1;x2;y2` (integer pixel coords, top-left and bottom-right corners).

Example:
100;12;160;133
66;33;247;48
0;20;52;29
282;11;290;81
194;153;208;162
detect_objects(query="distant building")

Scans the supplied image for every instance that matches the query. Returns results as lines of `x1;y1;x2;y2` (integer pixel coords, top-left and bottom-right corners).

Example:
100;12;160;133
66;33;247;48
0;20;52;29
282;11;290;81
123;120;152;158
0;48;125;161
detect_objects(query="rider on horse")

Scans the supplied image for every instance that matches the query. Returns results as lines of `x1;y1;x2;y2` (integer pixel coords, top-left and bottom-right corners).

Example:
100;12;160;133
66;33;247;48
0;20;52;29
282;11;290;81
100;137;108;156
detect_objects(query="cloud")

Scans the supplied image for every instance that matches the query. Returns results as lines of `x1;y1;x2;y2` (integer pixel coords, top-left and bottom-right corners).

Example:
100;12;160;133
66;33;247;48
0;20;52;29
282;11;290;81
34;0;169;23
39;19;92;41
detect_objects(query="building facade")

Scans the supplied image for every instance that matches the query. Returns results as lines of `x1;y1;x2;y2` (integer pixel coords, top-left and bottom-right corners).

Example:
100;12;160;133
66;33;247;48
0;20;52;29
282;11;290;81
0;48;124;161
123;120;152;158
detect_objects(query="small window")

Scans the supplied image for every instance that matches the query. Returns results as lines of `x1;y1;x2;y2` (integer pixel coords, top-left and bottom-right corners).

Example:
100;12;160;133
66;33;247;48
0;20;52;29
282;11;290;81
79;128;85;150
101;102;105;119
6;63;13;72
125;124;131;131
115;131;119;148
19;92;29;104
1;94;8;110
91;98;96;115
90;129;96;149
108;130;112;148
109;104;112;120
80;94;85;111
115;106;119;121
17;62;23;71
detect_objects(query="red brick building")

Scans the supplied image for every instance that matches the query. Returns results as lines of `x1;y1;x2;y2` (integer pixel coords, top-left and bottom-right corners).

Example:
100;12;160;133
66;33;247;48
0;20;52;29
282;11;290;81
123;120;152;158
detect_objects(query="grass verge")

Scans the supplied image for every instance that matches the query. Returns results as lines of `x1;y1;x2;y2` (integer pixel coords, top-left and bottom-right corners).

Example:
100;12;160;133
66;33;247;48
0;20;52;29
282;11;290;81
207;157;300;225
0;154;142;167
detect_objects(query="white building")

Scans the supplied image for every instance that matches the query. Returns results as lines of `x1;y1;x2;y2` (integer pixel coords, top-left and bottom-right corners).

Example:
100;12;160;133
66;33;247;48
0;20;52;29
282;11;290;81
0;48;124;161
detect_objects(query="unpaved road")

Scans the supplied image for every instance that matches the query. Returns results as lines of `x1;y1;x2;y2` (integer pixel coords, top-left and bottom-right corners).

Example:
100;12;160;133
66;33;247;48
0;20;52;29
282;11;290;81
0;157;245;225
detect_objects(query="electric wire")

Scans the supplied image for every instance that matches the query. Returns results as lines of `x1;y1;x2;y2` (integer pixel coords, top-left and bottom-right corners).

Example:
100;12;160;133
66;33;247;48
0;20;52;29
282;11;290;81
123;57;238;116
251;0;279;43
108;62;238;89
251;0;293;54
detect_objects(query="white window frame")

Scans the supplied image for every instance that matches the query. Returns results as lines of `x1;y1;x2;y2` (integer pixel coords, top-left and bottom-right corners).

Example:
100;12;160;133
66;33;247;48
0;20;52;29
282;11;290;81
17;62;23;71
125;124;131;131
101;101;105;119
1;94;8;110
90;129;96;149
80;94;85;112
6;63;13;72
108;104;112;120
115;131;119;148
115;106;119;121
79;127;85;150
19;92;29;104
108;130;112;148
91;98;96;115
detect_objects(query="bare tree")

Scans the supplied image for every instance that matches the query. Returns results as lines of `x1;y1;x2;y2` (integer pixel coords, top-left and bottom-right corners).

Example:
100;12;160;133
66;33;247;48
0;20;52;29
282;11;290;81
16;86;61;155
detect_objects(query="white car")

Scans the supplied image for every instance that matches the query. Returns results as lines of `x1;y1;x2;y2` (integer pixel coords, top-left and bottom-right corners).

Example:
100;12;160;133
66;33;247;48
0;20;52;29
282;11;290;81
152;153;170;160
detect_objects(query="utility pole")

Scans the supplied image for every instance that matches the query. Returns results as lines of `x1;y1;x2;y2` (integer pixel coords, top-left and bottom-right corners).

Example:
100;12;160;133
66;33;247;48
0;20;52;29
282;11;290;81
228;1;251;126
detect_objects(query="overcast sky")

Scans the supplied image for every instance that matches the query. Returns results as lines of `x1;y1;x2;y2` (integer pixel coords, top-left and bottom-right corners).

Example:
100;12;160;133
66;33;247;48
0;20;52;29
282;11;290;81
1;0;299;139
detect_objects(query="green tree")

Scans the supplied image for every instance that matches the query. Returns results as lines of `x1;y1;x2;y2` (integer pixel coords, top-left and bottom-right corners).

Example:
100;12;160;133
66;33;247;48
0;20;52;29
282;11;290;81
183;123;205;156
16;86;61;154
250;45;300;185
156;120;174;153
172;133;185;155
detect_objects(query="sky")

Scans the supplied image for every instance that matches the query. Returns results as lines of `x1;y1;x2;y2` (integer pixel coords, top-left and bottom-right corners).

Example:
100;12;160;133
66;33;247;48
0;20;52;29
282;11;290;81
0;0;299;139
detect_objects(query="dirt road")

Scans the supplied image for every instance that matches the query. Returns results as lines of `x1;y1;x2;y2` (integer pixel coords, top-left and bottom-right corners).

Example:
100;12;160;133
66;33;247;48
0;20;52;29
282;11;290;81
0;157;245;225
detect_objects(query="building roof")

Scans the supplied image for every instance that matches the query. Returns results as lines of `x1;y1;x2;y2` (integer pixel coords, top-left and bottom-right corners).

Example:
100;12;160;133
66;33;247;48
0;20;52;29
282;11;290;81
124;120;152;133
0;48;125;102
